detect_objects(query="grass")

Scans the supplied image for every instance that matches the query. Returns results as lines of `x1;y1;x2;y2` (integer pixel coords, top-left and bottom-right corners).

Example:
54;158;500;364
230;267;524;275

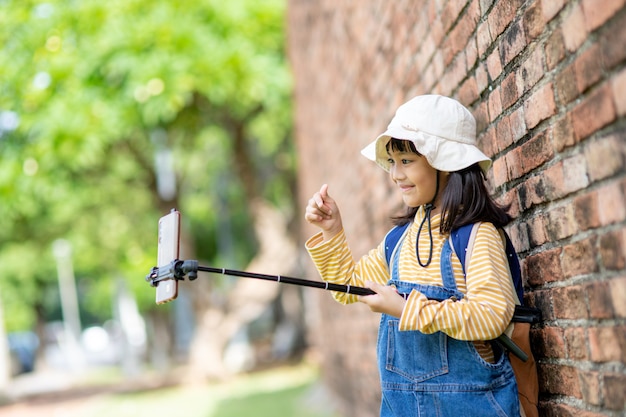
84;363;343;417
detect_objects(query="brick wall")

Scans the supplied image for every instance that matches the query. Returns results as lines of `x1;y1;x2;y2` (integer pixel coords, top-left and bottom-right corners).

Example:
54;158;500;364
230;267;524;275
288;0;626;416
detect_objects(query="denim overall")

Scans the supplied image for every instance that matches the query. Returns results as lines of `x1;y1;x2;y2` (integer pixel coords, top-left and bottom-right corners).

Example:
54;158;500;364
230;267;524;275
377;237;520;417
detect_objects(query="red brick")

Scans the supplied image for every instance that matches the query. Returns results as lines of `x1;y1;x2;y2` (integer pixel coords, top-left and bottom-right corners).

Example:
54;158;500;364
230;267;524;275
474;100;490;133
586;133;626;183
505;146;523;179
542;0;566;22
586;281;617;319
553;113;575;151
588;326;626;362
600;229;626;271
538;364;582;397
458;76;479;106
477;21;492;58
524;82;556;129
505;220;527;250
555;62;578;106
465;36;478;70
562;2;588;52
536;326;566;358
488;86;502;122
478;125;497;158
509;106;526;142
528;289;552;319
597;181;626;226
500;72;518;110
553;285;588;319
479;0;494;16
520;128;554;174
600;9;626;70
546;204;578;240
517;45;545;95
450;53;468;88
499;20;526;67
518;173;547;209
500;188;521;219
475;62;490;94
579;370;602;405
542;161;566;200
445;8;477;66
609;276;626;317
571;83;617;142
564;327;589;360
488;0;523;39
544;404;607;417
466;0;481;28
486;47;503;80
523;0;545;40
582;0;626;32
527;213;549;246
495;116;512;152
573;190;601;231
612;67;626;116
562;153;590;195
545;28;566;70
440;0;458;34
561;237;598;278
525;247;563;285
575;44;603;94
604;372;626;410
491;158;509;187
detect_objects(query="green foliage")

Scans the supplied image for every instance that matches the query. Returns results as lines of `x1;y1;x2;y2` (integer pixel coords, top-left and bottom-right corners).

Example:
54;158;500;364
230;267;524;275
0;0;293;331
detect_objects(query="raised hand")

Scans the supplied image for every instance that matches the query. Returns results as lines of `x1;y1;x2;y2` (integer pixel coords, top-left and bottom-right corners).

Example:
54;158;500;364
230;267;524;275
304;184;343;240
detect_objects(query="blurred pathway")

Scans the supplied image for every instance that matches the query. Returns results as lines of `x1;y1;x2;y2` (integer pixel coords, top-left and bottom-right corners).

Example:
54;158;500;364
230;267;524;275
0;368;178;417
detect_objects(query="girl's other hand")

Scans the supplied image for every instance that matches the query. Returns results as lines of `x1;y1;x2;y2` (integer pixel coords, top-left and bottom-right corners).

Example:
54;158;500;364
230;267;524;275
305;184;343;239
358;281;406;318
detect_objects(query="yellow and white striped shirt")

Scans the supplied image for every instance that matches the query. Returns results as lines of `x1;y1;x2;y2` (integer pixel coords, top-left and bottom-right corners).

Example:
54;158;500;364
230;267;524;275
306;209;516;361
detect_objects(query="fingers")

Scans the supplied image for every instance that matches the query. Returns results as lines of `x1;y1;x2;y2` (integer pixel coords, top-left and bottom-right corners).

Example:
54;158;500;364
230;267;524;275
314;184;331;215
319;183;329;199
304;184;333;223
358;282;406;318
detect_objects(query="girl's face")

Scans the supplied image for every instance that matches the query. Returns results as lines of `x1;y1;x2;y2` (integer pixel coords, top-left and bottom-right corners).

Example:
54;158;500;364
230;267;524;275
387;140;444;210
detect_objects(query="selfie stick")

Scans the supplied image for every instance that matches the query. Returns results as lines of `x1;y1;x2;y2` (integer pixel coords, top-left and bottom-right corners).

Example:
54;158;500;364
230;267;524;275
146;259;532;361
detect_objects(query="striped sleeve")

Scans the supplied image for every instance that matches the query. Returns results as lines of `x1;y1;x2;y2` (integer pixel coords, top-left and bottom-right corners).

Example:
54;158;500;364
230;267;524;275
399;222;516;341
305;229;390;304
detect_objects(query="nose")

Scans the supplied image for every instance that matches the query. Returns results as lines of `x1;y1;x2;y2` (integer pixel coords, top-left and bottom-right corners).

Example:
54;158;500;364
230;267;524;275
390;164;405;181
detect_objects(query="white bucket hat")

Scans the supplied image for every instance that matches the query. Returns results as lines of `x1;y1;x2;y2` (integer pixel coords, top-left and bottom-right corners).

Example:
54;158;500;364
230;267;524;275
361;95;492;173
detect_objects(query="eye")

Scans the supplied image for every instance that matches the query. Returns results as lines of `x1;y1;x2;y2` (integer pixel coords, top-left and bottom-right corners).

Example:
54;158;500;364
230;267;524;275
401;159;412;164
387;158;395;165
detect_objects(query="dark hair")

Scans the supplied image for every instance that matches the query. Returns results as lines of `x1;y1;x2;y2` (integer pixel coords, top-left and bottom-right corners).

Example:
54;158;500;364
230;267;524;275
388;139;511;233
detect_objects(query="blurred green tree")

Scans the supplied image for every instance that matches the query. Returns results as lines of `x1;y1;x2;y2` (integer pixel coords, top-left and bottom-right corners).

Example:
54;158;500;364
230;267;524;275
0;0;293;341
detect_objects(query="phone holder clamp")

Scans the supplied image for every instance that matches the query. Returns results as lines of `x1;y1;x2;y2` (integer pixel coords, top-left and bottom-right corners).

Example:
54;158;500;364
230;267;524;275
145;259;199;287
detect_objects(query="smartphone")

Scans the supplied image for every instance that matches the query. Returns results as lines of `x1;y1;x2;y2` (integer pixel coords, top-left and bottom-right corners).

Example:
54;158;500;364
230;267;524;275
156;209;181;304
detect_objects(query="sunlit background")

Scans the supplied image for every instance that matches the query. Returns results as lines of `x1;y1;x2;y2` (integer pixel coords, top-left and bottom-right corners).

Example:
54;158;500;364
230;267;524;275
0;0;329;415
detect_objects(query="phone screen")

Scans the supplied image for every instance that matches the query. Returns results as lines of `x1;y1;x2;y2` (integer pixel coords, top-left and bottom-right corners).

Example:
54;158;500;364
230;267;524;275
156;209;180;304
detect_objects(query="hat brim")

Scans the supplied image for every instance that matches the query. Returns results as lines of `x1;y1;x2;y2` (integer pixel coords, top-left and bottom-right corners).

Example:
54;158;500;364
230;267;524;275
361;128;492;173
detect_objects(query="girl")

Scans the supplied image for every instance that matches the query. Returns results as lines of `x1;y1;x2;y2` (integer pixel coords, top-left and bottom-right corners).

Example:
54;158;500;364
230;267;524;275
304;95;520;417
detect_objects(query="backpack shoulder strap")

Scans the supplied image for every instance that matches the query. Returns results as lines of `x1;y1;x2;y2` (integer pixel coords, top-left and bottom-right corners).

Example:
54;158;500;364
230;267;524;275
449;223;480;276
384;222;411;267
499;229;525;306
450;223;525;306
